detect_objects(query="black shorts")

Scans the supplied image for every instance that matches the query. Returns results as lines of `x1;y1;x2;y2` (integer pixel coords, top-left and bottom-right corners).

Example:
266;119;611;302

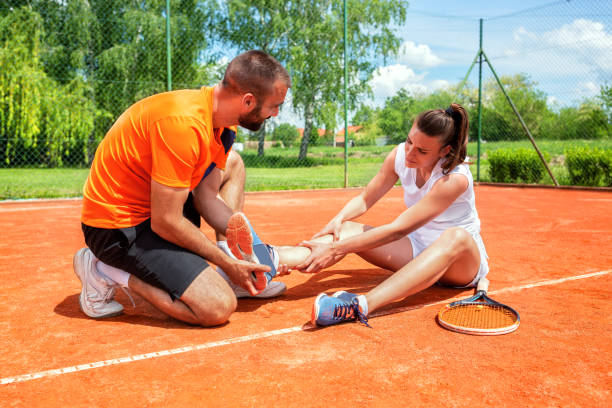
82;194;209;300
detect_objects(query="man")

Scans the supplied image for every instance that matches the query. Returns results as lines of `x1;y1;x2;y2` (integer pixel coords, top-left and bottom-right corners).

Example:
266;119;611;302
75;50;290;326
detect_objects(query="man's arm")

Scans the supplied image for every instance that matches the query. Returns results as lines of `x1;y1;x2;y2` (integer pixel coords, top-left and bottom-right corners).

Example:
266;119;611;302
191;167;234;236
150;179;267;295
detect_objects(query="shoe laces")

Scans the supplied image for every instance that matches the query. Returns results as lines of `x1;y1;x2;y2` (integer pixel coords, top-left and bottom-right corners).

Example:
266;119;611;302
333;299;370;328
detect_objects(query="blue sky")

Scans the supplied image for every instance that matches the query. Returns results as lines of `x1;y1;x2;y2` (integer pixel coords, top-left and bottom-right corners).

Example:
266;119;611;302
370;0;612;105
274;0;612;126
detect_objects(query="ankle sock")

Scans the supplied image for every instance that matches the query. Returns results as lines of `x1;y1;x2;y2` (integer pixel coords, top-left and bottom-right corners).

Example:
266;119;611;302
96;261;130;287
357;295;369;316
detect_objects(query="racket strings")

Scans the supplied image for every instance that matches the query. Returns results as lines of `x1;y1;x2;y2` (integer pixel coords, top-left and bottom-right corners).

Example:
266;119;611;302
440;303;518;329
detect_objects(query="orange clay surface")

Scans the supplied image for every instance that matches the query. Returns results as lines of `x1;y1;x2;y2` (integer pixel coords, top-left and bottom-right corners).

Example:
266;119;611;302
1;185;611;407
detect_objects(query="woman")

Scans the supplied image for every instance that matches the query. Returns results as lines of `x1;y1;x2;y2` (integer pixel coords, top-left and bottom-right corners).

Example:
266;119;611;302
294;103;489;326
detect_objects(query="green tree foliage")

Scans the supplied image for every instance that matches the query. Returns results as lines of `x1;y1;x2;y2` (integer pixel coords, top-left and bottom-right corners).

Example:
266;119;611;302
92;0;213;117
1;1;217;167
211;0;408;160
0;7;45;165
0;6;97;167
598;83;612;125
271;123;299;148
377;87;474;144
481;74;550;141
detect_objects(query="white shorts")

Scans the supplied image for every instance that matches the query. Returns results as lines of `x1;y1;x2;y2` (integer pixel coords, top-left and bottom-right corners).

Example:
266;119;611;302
407;229;489;288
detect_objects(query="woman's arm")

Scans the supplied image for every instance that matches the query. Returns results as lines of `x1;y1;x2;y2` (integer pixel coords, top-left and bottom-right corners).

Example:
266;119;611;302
298;172;469;273
312;147;400;240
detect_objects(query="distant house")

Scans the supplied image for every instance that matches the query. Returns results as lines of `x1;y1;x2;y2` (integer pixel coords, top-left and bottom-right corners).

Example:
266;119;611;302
334;125;363;147
296;128;327;138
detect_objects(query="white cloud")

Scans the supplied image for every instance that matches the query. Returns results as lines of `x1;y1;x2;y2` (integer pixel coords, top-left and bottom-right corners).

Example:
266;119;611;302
577;81;600;97
430;79;451;91
369;64;427;100
397;41;443;69
544;19;612;52
510;19;612;73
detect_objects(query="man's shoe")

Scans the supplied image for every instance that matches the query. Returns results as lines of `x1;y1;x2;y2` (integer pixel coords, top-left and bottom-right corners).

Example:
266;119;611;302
311;293;369;327
73;248;124;318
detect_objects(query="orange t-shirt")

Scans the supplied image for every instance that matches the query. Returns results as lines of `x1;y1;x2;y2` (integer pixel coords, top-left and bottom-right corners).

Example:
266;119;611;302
81;86;236;229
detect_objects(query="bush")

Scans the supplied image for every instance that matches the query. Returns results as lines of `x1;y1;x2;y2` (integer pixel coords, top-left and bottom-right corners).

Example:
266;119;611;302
271;123;299;148
487;148;549;183
565;147;612;187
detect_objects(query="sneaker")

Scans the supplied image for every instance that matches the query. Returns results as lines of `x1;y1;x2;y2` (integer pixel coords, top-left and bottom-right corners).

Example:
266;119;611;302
73;248;124;318
311;293;370;327
216;241;286;298
226;212;277;290
332;290;358;303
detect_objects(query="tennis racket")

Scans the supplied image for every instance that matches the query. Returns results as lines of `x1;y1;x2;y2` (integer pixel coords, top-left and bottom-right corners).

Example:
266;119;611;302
437;277;520;335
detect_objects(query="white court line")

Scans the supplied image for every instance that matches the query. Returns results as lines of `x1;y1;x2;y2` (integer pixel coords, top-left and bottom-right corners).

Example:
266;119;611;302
2;269;610;386
0;204;80;213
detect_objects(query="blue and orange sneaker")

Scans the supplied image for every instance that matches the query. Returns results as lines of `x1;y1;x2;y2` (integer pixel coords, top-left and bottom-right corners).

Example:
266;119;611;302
332;290;358;303
226;212;277;291
311;293;370;327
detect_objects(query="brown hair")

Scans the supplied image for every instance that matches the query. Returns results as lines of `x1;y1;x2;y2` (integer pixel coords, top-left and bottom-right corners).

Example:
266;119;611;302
221;50;291;102
414;103;469;174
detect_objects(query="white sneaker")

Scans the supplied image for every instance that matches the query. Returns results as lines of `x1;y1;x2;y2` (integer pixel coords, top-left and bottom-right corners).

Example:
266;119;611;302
216;241;286;298
73;248;124;318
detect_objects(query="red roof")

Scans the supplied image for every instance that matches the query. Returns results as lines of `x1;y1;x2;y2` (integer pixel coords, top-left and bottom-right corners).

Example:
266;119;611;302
336;125;363;136
297;128;327;138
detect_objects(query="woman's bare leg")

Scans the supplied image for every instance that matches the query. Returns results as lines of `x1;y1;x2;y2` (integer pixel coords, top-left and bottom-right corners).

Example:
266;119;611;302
365;227;481;312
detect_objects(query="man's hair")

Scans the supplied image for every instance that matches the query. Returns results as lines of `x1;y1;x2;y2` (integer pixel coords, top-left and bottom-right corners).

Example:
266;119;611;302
221;50;291;102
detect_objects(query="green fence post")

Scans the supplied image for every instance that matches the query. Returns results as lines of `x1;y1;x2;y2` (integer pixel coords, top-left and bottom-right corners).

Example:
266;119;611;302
477;18;483;182
166;0;172;91
343;0;349;188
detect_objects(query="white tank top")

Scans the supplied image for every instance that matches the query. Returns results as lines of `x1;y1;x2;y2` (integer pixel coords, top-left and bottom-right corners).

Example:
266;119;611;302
394;142;482;247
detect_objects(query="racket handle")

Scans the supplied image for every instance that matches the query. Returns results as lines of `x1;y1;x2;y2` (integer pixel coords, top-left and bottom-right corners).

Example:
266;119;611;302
476;277;490;293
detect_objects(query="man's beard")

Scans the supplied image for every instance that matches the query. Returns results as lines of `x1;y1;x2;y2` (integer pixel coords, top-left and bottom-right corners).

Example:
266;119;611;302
238;104;267;131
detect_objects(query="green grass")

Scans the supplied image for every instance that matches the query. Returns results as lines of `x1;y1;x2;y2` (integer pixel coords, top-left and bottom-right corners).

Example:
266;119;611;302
0;168;89;200
1;138;609;200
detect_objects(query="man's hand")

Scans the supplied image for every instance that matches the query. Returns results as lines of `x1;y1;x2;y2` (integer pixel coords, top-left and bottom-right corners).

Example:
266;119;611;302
295;240;344;274
222;259;271;296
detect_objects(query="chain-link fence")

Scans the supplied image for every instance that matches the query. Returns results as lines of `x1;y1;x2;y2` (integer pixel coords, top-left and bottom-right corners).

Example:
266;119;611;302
1;0;610;195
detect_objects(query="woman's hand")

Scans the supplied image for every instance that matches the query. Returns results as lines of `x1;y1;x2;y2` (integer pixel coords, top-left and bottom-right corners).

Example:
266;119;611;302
311;217;343;241
295;240;344;273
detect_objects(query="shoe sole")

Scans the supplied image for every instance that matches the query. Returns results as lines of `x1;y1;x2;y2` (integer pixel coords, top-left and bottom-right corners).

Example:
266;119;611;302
235;282;287;299
73;248;123;319
311;293;326;326
226;213;268;291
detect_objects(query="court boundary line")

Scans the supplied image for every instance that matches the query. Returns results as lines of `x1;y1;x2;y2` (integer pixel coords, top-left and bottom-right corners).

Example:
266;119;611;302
2;269;610;386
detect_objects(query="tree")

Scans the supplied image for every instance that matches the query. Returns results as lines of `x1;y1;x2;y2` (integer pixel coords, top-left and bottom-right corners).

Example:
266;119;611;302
598;83;612;126
481;74;551;141
211;0;408;160
272;123;299;147
0;6;97;167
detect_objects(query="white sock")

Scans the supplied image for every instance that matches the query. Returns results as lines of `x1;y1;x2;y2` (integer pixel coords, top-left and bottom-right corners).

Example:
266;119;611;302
215;241;237;287
96;261;130;287
357;295;369;316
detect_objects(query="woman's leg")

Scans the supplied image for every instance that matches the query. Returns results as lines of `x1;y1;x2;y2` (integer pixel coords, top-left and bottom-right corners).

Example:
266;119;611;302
365;227;481;313
274;220;415;271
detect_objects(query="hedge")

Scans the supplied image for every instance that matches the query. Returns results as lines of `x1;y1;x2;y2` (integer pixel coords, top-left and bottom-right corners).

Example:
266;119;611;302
565;147;612;187
487;148;549;184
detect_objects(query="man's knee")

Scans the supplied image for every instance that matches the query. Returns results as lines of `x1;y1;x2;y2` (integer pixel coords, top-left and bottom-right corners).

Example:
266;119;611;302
181;267;238;326
195;293;237;327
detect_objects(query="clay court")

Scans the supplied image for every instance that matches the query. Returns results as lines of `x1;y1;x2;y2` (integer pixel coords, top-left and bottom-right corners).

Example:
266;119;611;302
1;185;610;407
